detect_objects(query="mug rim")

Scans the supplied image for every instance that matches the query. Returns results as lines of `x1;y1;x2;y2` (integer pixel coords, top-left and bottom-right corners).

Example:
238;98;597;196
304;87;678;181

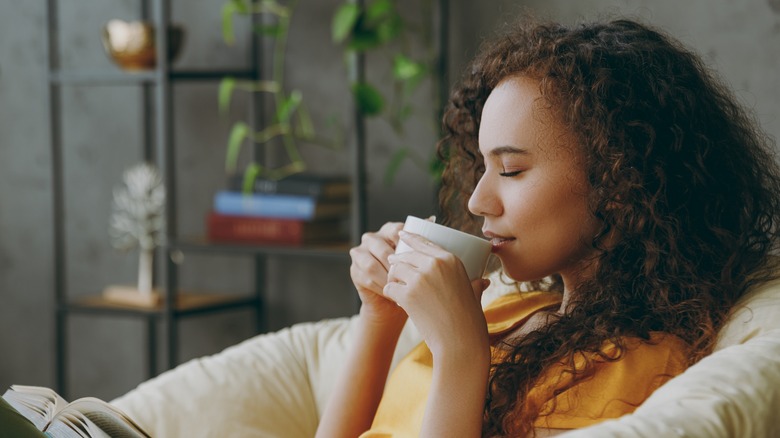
404;215;490;247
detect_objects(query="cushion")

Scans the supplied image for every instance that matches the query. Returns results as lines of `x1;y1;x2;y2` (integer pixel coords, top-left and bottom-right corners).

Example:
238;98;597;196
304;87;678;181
111;313;420;437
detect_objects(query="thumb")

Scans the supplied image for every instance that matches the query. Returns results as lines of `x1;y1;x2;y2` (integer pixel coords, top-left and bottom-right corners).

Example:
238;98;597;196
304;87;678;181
470;278;491;301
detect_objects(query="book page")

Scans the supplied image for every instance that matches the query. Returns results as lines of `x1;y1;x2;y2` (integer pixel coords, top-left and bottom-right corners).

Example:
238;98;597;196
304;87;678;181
2;387;54;430
62;411;111;438
82;411;141;438
49;410;131;438
7;385;70;420
57;398;151;438
46;412;91;438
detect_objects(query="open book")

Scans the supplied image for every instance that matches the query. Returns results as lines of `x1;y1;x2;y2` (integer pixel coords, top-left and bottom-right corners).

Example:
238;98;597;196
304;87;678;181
1;385;151;438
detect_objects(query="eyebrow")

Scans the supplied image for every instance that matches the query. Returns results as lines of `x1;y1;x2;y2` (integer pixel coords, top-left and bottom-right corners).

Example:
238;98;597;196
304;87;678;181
487;145;531;157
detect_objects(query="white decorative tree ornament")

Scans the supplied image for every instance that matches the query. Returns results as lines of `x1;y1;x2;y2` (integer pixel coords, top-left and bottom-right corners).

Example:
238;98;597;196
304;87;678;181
107;162;165;305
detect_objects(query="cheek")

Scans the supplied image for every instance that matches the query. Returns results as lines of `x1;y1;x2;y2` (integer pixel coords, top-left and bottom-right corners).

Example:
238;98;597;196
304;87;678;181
512;182;595;250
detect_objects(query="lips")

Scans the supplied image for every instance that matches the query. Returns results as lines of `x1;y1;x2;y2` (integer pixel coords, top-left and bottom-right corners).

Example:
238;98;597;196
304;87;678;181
483;230;516;252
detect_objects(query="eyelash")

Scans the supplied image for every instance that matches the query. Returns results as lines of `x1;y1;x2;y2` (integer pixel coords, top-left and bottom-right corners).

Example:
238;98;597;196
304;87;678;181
499;170;523;177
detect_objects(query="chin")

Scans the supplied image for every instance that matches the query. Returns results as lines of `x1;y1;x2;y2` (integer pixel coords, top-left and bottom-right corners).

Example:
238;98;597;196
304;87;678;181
497;259;551;285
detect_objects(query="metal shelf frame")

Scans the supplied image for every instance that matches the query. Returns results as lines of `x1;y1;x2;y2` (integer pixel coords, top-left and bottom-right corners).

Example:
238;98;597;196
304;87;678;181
42;0;354;399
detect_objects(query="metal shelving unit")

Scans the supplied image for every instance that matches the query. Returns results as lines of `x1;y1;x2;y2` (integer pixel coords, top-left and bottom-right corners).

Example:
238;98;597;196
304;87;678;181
45;0;368;399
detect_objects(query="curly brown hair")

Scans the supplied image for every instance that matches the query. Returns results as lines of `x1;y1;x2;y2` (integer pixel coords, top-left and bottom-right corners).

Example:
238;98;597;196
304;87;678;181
437;18;780;436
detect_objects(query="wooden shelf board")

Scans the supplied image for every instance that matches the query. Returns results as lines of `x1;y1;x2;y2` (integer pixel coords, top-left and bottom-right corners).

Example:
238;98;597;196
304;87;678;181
68;292;253;313
170;236;352;257
49;69;257;85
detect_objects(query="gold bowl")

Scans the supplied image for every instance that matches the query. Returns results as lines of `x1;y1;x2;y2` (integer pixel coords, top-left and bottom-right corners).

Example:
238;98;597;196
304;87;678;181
101;19;185;71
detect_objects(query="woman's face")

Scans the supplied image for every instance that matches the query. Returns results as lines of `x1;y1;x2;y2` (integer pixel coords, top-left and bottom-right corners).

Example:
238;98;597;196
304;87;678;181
468;77;599;290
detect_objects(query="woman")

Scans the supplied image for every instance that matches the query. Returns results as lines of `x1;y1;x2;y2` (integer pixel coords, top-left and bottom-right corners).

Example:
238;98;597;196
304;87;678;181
316;18;780;437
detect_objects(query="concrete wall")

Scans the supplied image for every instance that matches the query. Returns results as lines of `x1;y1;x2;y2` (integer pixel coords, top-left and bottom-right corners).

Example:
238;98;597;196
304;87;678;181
1;0;778;403
449;0;780;141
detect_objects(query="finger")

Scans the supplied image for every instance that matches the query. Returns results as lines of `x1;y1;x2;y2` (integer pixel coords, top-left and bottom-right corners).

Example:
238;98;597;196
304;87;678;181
387;258;419;284
398;230;444;256
387;252;421;270
350;246;391;291
361;232;396;271
350;263;385;294
382;280;402;304
377;222;404;248
471;278;491;301
350;249;386;286
394;233;465;277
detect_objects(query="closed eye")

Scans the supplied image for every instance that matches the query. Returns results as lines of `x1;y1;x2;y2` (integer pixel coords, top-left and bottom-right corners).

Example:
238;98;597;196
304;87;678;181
499;170;523;177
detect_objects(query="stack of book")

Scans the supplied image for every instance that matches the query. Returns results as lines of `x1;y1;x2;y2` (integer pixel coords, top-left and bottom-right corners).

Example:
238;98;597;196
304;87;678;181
207;173;352;246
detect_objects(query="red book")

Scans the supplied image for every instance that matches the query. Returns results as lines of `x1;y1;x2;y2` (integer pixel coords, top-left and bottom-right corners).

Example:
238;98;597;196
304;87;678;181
206;211;348;246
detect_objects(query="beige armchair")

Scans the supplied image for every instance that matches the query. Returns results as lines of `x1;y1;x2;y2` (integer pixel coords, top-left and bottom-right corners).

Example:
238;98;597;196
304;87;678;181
111;270;780;437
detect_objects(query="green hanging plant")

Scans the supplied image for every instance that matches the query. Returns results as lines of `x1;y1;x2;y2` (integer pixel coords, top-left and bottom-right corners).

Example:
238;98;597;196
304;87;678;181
220;0;340;190
219;0;443;191
332;0;443;185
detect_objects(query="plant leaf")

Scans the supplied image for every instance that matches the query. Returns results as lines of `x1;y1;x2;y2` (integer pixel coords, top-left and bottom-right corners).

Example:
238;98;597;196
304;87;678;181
332;3;360;43
393;54;424;81
257;0;288;17
352;82;384;116
384;147;409;185
346;28;382;51
295;102;316;139
226;122;250;173
428;153;445;183
242;162;261;194
375;12;401;43
218;77;236;114
231;0;250;14
275;90;303;124
366;0;393;22
221;2;237;45
223;1;254;44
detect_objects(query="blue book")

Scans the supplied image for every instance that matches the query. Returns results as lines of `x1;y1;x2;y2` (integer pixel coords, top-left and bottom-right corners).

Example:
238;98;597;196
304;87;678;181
213;191;350;220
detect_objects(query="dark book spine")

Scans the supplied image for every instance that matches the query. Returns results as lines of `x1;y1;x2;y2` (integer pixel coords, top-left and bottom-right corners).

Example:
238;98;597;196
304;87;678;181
227;175;350;198
207;212;305;245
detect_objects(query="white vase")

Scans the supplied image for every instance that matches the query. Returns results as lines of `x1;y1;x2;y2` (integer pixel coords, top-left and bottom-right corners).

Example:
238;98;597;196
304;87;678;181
137;248;154;296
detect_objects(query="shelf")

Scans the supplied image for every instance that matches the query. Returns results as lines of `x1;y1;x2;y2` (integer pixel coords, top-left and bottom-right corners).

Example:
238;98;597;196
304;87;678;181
65;292;259;317
47;0;368;396
49;69;257;85
170;236;352;259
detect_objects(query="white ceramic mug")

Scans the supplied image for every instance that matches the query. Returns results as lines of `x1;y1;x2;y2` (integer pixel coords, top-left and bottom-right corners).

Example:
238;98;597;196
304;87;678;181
395;215;492;280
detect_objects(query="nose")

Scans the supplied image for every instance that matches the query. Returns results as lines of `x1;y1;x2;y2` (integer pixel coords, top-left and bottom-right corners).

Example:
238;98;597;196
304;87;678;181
468;173;501;217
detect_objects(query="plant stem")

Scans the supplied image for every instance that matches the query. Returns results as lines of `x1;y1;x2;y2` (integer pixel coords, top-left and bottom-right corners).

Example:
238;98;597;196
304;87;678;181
271;0;305;167
250;123;290;143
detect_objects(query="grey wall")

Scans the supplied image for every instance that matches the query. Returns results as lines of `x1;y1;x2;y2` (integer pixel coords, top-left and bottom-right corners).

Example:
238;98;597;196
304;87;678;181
1;0;778;403
449;0;780;140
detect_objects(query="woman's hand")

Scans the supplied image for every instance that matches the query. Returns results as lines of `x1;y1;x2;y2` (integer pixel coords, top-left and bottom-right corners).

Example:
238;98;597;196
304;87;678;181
317;222;409;438
384;230;491;359
349;221;408;326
